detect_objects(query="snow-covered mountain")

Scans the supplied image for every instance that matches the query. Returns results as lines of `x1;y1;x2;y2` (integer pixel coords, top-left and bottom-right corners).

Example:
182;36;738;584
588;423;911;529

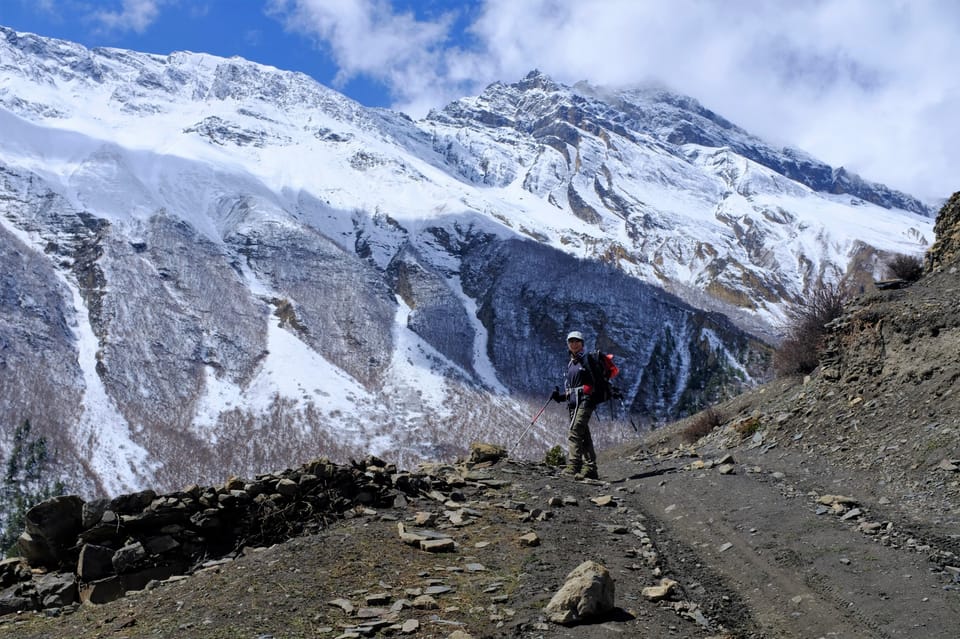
0;27;932;497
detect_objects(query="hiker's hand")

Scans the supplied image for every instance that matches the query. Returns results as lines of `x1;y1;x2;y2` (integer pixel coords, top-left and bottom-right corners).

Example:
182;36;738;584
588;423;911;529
551;388;564;403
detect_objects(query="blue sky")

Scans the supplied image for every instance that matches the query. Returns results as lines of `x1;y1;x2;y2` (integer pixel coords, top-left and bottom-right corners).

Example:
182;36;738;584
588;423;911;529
1;0;958;203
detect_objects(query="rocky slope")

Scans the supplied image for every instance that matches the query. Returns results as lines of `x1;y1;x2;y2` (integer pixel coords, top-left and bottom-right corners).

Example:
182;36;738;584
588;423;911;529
1;196;957;638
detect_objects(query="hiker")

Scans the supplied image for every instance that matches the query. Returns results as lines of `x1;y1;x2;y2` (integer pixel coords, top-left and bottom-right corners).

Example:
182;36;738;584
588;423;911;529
551;330;599;480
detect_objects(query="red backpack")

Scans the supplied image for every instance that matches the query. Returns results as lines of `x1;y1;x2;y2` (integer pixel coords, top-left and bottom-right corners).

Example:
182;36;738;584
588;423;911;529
585;350;620;404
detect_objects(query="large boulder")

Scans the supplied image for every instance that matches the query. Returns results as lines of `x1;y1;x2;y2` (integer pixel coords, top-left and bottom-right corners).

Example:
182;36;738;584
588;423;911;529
17;495;85;568
544;560;615;625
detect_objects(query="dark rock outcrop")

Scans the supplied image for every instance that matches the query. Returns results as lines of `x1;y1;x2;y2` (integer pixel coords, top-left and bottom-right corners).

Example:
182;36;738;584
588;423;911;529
926;192;960;271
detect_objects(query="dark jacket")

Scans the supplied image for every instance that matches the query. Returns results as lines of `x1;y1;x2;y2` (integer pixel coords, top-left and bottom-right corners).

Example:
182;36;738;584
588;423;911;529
565;351;596;408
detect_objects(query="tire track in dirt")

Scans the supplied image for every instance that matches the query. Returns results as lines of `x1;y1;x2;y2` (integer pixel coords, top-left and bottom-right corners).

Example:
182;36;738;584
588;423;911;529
614;456;958;638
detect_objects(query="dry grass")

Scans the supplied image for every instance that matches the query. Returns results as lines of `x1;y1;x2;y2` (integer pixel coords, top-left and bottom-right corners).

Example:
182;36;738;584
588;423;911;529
732;416;761;438
773;281;849;377
886;253;924;282
682;407;723;444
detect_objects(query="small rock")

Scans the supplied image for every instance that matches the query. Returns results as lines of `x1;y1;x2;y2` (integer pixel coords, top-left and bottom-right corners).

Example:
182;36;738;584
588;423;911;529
355;607;389;618
591;495;616;507
414;512;437;526
411;595;438;610
420;538;456;553
859;521;883;534
518;532;540;547
401;619;419;634
840;508;863;521
642;578;678;601
275;478;298;496
328;598;355;614
938;459;959;472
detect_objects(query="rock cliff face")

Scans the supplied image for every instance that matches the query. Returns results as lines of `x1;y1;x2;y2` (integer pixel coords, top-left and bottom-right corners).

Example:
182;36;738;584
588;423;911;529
0;27;934;498
927;192;960;271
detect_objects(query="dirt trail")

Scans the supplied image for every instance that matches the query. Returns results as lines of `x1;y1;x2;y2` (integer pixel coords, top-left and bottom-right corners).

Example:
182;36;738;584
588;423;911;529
1;444;957;639
609;448;958;638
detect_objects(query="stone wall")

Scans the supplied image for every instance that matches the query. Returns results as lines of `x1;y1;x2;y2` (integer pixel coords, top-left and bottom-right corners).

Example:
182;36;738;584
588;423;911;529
0;455;439;615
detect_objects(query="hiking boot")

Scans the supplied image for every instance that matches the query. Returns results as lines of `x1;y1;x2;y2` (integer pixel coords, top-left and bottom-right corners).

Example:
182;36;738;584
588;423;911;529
561;465;580;477
575;469;599;481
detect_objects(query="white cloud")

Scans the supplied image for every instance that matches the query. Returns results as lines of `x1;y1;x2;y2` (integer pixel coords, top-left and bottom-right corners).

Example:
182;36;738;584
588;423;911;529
265;0;458;112
462;0;960;202
91;0;167;34
269;0;959;202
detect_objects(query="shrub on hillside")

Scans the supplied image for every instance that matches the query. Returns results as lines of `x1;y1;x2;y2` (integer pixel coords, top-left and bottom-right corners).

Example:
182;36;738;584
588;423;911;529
774;281;849;377
544;445;566;467
886;253;923;282
682;407;723;444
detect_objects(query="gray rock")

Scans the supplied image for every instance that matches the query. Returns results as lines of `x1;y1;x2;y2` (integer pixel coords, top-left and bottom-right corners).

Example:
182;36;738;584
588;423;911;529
518;532;540;547
411;594;438;609
0;557;29;588
328;598;355;614
35;572;78;608
276;478;299;496
641;578;678;601
0;587;37;616
544;560;615;625
18;495;85;568
77;544;115;581
112;542;147;573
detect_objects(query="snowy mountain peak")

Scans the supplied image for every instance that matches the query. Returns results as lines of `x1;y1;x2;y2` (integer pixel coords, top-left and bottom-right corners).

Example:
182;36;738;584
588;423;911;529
0;27;933;498
436;70;930;216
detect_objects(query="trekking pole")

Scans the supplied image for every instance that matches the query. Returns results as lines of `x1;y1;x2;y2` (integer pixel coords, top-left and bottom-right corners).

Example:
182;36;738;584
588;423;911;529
512;391;555;454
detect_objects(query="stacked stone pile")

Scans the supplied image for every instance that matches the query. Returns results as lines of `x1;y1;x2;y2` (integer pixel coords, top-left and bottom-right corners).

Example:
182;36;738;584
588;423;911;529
0;455;439;615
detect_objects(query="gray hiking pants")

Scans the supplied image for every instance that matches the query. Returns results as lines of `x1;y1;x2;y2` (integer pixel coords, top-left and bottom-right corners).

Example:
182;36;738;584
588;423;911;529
567;396;597;473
